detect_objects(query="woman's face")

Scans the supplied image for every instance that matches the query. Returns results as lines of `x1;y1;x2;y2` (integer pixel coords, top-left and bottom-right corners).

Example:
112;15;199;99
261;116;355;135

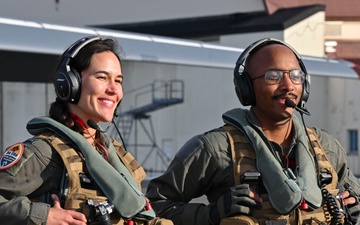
69;51;123;123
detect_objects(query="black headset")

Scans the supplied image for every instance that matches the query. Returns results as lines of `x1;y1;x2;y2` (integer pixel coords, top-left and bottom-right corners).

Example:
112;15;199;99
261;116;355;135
54;36;102;104
233;38;310;109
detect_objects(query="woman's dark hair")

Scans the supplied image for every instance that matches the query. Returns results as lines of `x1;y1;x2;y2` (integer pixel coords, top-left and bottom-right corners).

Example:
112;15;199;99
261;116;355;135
49;37;122;131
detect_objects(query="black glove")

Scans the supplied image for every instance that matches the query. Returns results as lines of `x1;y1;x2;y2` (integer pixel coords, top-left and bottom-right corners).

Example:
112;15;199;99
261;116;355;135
344;183;360;225
209;184;261;225
344;183;360;207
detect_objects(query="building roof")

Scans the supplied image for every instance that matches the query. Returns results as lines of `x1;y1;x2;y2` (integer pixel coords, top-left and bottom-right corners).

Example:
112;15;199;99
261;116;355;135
1;16;359;83
92;4;325;39
264;0;360;20
91;2;360;67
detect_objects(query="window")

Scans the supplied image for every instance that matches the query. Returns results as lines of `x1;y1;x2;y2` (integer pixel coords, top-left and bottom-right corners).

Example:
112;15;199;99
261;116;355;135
348;129;358;153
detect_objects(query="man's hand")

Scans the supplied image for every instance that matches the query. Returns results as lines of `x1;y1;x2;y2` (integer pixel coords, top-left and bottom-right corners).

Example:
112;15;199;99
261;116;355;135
46;194;87;225
340;190;358;206
338;184;360;225
341;183;359;207
210;184;262;224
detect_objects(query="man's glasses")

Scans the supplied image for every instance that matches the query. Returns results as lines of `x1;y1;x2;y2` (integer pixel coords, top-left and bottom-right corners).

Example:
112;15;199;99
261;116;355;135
251;69;305;85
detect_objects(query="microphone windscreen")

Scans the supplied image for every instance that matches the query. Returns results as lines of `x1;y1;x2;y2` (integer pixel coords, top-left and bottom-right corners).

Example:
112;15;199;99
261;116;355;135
87;119;98;130
285;99;296;108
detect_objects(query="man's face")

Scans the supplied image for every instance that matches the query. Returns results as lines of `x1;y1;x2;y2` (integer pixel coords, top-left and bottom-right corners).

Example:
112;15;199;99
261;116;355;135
246;44;304;123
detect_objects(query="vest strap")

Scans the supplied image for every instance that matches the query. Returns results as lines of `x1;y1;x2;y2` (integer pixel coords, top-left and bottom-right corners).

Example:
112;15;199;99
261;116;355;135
26;116;155;220
223;109;321;214
222;121;341;224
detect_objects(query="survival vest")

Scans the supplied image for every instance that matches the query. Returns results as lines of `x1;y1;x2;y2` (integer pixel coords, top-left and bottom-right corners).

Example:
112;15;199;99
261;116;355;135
221;124;343;225
38;133;172;225
26;116;174;225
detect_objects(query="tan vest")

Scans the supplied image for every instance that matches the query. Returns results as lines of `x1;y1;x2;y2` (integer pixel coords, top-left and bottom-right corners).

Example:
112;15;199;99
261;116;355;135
221;125;342;225
39;134;172;225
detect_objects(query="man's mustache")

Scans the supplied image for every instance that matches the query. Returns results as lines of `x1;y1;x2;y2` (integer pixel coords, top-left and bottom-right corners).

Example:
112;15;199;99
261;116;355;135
271;92;298;100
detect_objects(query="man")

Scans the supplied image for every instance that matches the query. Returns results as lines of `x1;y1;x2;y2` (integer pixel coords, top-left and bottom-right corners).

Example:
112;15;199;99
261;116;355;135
146;38;360;225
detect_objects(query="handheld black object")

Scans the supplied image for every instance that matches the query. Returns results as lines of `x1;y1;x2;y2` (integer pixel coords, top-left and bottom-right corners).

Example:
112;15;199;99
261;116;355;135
240;171;261;192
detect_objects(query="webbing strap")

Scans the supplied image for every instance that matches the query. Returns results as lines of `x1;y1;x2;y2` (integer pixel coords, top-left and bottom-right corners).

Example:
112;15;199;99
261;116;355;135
27;116;155;220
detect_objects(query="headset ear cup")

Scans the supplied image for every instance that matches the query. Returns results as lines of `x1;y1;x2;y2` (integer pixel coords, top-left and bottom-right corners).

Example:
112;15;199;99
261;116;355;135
298;74;310;108
68;68;81;103
54;71;70;102
234;71;255;106
54;68;81;103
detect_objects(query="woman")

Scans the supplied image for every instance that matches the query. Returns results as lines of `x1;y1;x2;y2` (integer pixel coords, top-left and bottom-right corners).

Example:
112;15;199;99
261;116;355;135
0;36;171;225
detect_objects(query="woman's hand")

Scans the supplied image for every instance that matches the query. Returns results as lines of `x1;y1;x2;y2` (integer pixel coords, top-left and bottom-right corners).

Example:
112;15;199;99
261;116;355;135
47;194;87;225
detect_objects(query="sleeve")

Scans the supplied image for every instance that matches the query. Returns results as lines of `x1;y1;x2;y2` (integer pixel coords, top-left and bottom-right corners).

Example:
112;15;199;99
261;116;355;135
315;128;360;224
0;196;50;225
0;139;63;225
146;128;234;225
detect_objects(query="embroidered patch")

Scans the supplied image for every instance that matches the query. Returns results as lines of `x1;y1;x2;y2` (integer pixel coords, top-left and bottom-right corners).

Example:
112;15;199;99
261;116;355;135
0;143;25;170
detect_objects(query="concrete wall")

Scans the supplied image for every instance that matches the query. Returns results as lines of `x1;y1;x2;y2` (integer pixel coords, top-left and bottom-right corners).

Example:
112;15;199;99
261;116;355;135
116;61;239;174
1;82;55;147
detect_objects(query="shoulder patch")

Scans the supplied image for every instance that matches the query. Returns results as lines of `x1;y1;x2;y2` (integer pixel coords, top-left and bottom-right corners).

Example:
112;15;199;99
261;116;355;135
0;142;25;170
